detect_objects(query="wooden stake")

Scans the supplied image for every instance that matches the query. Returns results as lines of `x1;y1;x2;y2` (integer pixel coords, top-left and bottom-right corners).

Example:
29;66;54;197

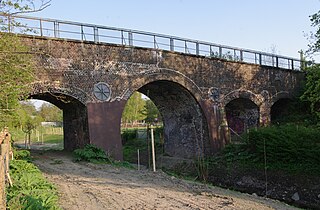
151;127;156;172
137;149;140;171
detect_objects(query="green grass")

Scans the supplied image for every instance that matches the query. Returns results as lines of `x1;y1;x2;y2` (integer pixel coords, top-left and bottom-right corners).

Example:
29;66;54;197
41;134;63;144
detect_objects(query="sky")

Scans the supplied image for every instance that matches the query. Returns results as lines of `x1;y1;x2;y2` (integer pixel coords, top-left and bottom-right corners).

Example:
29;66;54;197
29;0;320;108
31;0;320;61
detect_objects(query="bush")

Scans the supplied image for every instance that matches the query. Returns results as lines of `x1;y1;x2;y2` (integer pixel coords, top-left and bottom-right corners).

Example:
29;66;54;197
244;125;320;166
121;129;137;144
73;144;111;163
13;149;31;161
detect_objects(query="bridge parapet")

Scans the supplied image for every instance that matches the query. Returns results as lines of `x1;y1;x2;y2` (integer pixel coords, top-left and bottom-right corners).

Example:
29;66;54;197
0;13;304;71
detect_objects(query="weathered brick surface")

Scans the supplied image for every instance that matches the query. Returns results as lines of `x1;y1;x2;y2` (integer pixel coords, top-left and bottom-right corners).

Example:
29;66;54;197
22;36;304;160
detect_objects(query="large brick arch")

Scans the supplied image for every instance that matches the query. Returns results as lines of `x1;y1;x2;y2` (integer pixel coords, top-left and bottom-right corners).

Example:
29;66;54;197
130;69;204;101
28;82;90;151
30;82;90;105
121;73;211;158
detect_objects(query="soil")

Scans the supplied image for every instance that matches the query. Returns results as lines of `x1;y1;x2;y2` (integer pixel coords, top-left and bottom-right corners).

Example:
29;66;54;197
31;151;299;210
207;164;320;210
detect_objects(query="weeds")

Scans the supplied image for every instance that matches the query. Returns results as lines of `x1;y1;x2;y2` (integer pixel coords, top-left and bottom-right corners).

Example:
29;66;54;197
73;144;112;163
6;149;61;210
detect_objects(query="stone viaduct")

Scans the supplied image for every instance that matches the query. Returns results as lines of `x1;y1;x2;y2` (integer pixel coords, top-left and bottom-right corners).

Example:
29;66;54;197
6;16;304;161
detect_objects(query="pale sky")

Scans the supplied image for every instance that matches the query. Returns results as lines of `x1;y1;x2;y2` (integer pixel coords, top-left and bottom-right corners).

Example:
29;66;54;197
32;0;320;60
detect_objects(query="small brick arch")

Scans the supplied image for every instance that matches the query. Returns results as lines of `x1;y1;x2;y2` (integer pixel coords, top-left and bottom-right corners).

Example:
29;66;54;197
222;89;263;107
270;91;292;107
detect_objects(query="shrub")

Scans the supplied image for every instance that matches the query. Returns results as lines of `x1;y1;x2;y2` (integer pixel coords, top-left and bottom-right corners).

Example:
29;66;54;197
7;156;60;209
13;149;31;161
73;144;111;163
244;125;320;165
121;129;137;144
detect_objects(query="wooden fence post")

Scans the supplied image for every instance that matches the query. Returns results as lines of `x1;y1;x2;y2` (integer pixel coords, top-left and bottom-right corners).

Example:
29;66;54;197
0;128;12;210
0;144;6;210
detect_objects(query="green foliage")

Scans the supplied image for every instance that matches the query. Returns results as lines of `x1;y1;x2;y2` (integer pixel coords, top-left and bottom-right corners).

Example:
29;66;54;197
13;149;31;161
213;125;320;174
0;33;35;127
7;151;60;209
73;144;111;163
307;10;320;55
301;64;320;120
39;103;63;122
0;0;51;16
121;129;137;144
0;0;52;128
142;100;161;123
244;125;320;165
122;92;146;124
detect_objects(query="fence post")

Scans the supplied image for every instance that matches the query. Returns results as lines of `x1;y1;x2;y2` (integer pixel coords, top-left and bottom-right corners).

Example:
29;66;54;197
0;146;5;210
0;128;12;210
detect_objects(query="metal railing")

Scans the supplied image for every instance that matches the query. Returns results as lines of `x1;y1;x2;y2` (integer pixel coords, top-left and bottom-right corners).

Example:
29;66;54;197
0;13;304;71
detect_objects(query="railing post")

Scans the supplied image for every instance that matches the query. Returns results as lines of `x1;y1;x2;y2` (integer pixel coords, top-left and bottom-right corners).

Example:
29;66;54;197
54;21;59;38
121;31;126;45
170;38;174;51
240;50;243;61
219;46;222;58
153;35;157;49
196;42;199;55
81;25;84;41
259;54;262;65
128;31;133;46
185;41;188;53
291;59;294;70
276;56;279;68
94;26;99;43
39;19;43;36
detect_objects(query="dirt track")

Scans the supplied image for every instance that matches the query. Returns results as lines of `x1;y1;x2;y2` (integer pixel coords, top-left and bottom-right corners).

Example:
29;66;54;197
33;151;298;210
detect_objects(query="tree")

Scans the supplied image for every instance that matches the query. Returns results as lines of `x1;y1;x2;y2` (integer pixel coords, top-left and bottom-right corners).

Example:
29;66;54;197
302;10;320;120
0;33;35;127
301;64;320;119
39;103;62;122
143;99;161;124
0;0;51;15
122;92;146;125
0;0;51;128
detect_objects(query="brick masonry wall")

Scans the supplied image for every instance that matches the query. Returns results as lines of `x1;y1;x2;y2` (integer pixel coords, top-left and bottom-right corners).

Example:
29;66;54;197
21;36;305;160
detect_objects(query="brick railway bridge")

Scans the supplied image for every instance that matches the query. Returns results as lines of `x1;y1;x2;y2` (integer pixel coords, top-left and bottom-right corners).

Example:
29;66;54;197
1;15;305;160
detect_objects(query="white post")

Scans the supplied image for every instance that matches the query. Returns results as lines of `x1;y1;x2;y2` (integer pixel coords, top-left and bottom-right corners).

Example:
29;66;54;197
151;127;156;172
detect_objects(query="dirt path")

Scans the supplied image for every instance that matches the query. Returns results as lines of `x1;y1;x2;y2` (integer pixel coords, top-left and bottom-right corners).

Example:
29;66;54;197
32;151;298;210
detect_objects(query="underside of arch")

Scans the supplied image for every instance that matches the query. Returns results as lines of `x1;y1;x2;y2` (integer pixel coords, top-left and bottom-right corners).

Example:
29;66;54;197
137;80;210;159
29;91;89;151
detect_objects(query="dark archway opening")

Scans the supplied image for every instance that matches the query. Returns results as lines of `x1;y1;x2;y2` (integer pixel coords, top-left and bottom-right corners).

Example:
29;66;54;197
226;98;259;135
26;92;89;151
271;98;293;123
121;80;210;166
